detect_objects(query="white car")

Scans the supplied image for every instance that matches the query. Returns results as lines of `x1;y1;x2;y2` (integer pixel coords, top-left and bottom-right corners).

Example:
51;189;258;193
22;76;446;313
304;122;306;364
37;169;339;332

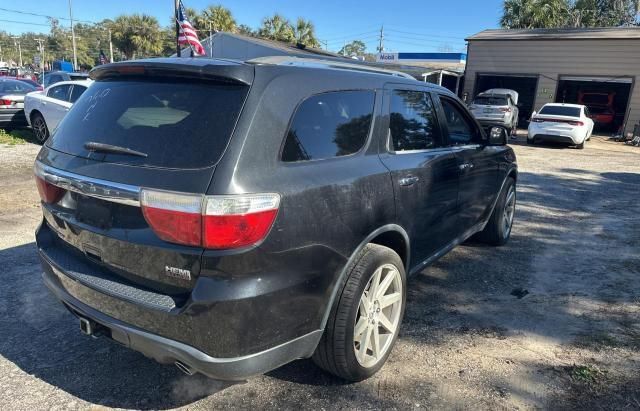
527;103;594;149
24;80;92;143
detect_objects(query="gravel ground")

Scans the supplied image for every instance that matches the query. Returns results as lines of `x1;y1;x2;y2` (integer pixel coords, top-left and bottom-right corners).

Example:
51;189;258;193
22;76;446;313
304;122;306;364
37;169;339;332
0;135;639;410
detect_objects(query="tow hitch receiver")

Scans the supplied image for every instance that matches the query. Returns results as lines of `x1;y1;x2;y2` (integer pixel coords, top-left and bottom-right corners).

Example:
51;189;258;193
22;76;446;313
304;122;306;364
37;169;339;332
79;317;94;335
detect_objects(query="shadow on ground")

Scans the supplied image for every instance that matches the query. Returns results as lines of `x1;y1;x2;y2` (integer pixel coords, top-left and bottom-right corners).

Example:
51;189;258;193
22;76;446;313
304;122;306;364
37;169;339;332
0;167;638;408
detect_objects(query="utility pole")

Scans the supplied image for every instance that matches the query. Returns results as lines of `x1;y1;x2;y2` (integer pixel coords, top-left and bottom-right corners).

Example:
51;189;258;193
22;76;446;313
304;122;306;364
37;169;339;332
377;25;384;53
208;20;213;56
68;0;78;70
12;37;22;67
108;28;113;62
35;38;45;73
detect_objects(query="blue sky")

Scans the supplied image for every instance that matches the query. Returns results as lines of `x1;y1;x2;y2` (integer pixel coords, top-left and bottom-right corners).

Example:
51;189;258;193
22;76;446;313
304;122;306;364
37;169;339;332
1;0;504;53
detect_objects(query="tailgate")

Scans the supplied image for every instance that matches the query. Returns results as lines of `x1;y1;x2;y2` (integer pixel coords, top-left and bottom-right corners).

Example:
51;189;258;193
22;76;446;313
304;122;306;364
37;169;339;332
35;60;253;294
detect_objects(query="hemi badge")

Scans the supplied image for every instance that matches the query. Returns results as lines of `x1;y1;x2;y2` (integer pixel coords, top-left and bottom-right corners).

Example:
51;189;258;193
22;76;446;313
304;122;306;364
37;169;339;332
165;266;191;281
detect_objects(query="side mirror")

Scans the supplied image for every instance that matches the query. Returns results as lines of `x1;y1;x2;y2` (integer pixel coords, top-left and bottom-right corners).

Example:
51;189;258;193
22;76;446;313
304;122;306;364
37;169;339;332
488;126;508;146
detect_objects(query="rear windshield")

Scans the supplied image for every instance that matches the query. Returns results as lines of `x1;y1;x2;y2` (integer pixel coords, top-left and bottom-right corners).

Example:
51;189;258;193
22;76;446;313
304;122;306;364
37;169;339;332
47;79;248;169
539;106;581;118
473;96;507;106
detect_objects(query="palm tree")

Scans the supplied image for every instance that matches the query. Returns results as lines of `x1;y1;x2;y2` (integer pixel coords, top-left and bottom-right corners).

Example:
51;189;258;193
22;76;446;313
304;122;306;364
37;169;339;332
501;0;571;28
258;14;295;43
110;14;163;59
293;18;320;47
201;5;236;33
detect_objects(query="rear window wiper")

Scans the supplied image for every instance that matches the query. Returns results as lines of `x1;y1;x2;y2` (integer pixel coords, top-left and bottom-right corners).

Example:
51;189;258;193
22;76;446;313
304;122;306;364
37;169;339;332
84;142;148;158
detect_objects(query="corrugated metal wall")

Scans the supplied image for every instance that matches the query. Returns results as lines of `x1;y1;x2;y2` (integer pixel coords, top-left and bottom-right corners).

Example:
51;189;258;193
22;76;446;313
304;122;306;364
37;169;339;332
464;39;640;134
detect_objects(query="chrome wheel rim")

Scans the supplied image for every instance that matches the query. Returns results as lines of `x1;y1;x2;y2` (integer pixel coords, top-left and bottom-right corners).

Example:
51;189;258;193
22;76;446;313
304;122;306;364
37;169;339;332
33;117;48;142
503;185;516;237
354;264;403;368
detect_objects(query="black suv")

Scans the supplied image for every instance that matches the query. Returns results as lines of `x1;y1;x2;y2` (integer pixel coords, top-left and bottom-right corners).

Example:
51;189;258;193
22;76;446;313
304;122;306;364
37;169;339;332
35;57;517;382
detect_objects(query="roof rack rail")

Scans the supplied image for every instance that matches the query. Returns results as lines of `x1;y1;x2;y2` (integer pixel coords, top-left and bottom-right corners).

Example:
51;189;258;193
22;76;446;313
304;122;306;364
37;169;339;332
246;55;415;80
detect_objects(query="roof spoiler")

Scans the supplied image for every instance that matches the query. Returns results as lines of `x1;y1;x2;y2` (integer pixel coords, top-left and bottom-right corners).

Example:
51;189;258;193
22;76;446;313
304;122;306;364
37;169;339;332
90;58;254;85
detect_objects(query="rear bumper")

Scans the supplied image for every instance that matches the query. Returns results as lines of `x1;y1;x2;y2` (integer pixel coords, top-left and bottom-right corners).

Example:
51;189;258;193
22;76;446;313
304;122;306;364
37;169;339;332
37;221;326;380
0;108;27;127
43;269;321;380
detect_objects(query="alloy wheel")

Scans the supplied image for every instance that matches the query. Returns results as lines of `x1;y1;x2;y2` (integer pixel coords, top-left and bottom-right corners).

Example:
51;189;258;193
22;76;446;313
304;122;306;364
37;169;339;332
503;185;516;237
353;263;403;368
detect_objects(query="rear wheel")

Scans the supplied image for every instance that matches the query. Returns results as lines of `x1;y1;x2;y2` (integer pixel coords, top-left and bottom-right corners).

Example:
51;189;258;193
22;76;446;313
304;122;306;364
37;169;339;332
476;177;516;246
31;112;49;143
313;244;406;381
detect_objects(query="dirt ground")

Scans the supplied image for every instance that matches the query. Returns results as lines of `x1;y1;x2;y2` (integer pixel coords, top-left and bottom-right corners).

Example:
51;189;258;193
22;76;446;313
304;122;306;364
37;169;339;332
0;134;639;410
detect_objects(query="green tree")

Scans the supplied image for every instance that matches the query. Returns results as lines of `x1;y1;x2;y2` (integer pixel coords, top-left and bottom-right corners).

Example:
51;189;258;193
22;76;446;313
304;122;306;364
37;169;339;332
258;14;295;42
500;0;572;28
293;18;320;47
109;14;163;59
237;24;255;36
338;40;367;57
201;5;237;32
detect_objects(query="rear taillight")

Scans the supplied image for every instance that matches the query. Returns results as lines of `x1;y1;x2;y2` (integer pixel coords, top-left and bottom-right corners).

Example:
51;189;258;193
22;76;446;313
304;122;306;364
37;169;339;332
140;189;280;249
34;175;65;204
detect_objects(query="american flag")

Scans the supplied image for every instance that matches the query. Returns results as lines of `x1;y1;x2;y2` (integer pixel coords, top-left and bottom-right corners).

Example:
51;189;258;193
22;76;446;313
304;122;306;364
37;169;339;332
177;0;206;56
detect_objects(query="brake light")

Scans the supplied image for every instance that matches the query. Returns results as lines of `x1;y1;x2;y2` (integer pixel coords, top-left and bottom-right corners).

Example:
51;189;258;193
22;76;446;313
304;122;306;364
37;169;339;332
140;189;280;249
35;175;65;204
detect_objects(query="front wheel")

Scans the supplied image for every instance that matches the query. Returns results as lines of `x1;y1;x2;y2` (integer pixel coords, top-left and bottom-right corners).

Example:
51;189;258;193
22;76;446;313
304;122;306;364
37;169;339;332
313;244;406;381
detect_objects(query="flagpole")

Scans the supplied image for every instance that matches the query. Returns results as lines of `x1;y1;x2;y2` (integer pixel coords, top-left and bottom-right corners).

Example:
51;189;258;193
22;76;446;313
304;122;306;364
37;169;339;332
175;0;180;57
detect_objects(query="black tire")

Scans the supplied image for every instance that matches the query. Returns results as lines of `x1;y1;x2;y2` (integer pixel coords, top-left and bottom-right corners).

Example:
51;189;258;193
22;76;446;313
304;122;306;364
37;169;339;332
312;243;406;381
476;177;516;246
31;112;49;143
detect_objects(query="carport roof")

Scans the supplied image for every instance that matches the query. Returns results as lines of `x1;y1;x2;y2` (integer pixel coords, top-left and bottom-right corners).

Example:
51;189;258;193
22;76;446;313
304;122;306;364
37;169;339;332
466;27;640;41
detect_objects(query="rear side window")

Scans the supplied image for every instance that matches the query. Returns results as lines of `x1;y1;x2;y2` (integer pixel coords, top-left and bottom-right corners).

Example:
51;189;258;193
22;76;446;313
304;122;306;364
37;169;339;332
539;105;581;117
281;90;375;162
48;80;248;169
389;90;441;151
69;85;86;103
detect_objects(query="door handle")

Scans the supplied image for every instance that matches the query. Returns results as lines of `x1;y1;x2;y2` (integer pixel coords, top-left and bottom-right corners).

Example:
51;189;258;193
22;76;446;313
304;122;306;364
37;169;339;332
459;162;474;171
399;176;419;186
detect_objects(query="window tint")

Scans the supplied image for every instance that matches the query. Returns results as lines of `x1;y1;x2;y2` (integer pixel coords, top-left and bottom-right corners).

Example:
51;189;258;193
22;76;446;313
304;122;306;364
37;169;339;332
0;80;35;93
48;80;249;169
539;105;581;117
48;84;71;101
389;90;440;151
282;90;374;162
440;98;479;145
473;96;508;106
69;85;86;103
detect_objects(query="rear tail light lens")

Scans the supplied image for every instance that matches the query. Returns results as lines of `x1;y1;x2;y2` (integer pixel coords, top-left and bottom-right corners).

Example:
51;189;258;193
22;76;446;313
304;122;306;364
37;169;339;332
140;190;203;246
140;189;280;249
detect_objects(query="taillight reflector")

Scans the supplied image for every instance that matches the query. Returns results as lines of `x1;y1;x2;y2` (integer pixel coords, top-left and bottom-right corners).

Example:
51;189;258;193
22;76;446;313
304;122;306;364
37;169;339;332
34;175;65;204
140;189;280;250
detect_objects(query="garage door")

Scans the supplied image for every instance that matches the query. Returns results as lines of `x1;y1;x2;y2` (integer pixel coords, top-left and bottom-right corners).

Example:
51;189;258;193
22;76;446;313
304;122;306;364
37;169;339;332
474;74;538;125
556;76;632;133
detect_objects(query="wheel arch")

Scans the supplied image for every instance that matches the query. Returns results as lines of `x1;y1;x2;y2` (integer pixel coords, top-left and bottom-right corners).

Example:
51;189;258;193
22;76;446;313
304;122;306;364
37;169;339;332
319;224;410;330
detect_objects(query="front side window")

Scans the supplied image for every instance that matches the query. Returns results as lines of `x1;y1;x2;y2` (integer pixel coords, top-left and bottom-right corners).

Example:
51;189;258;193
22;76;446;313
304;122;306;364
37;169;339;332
282;90;375;162
48;85;71;101
440;98;480;145
389;90;441;151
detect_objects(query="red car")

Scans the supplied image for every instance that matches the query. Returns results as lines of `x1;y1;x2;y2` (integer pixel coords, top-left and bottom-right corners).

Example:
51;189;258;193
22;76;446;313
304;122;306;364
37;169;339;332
578;91;615;126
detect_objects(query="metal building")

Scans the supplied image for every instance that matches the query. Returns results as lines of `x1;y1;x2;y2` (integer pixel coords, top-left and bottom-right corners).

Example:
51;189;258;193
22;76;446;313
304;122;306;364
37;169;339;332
464;27;640;134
